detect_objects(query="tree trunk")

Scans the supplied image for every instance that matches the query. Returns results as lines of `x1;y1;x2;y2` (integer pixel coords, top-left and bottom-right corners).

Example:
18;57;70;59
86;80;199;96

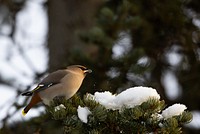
47;0;101;71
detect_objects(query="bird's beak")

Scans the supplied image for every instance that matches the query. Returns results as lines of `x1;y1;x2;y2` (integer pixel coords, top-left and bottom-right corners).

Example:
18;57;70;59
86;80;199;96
84;69;92;74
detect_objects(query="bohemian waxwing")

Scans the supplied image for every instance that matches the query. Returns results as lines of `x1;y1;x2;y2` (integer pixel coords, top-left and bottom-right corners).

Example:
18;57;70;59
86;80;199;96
21;65;92;116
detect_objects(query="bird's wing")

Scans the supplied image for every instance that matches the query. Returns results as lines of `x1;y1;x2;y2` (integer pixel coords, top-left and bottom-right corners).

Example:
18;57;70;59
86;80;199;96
22;82;59;96
35;70;68;91
41;70;68;83
32;82;58;93
28;70;68;94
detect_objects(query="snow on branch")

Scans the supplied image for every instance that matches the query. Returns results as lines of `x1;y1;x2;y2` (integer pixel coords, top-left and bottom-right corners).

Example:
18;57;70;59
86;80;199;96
77;106;91;123
162;104;187;119
87;86;160;110
47;86;192;134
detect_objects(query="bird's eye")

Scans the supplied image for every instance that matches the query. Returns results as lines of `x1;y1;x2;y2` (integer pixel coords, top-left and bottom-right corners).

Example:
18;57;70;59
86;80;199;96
77;66;87;71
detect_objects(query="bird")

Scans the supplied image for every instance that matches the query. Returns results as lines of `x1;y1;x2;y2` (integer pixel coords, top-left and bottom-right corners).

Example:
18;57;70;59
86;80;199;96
21;65;92;116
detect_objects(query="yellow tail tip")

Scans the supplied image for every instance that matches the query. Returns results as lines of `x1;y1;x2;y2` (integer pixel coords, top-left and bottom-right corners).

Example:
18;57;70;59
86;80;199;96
22;110;27;116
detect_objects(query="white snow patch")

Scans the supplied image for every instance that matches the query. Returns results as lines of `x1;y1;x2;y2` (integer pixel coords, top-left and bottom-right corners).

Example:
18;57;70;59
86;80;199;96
87;86;160;110
93;91;117;109
162;104;187;119
115;87;160;109
77;106;91;123
54;104;66;112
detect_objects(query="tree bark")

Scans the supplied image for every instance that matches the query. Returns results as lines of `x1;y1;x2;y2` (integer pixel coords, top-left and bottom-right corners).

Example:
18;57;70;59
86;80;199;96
47;0;101;71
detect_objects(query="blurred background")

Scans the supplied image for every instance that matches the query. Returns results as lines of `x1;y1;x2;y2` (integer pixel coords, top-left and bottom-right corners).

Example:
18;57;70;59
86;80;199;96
0;0;200;133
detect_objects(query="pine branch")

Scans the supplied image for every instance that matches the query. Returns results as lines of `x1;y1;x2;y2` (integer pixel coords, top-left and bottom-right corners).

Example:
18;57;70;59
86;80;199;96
46;93;192;134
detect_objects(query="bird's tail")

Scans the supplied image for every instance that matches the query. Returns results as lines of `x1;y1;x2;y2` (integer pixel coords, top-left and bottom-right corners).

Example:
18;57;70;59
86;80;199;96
22;93;42;116
21;91;33;96
22;105;30;116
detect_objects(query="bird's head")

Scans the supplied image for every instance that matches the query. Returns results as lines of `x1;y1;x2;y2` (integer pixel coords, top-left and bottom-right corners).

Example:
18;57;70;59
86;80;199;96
67;65;92;76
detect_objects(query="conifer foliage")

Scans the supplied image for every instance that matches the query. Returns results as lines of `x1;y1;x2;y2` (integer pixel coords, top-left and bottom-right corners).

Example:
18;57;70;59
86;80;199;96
47;87;192;134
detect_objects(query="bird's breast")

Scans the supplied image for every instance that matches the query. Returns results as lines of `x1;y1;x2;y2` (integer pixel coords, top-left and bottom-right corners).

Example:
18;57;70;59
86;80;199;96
60;74;84;98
